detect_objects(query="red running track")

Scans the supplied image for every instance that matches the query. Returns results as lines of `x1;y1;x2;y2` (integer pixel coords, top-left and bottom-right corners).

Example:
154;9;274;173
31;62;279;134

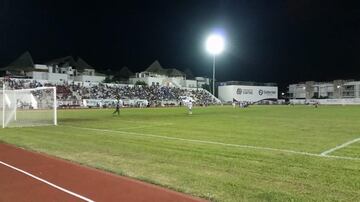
0;143;206;202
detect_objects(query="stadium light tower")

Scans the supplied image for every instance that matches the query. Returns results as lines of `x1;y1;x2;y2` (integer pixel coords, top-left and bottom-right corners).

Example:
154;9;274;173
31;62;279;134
206;33;224;96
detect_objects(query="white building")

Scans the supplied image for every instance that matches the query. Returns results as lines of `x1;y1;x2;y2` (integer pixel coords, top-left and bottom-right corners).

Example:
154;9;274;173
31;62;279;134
288;80;360;99
195;77;211;88
1;52;105;83
129;60;209;88
218;81;278;103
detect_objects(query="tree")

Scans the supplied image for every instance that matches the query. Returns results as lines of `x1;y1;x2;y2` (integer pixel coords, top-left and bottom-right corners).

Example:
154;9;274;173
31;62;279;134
135;81;147;86
202;84;211;92
103;76;112;83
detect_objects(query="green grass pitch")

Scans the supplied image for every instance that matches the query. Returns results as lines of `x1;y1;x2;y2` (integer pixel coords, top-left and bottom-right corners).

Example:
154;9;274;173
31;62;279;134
1;105;359;201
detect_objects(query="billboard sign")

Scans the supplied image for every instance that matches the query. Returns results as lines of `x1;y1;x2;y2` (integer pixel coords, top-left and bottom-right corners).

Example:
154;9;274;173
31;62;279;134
219;85;278;102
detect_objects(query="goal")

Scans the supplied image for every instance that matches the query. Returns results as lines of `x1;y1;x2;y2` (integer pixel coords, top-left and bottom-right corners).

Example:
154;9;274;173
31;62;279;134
1;84;57;128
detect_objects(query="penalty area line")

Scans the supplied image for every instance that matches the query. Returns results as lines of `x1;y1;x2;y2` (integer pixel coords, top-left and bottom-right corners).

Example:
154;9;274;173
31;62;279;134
320;137;360;156
0;160;94;202
64;125;360;161
63;123;173;131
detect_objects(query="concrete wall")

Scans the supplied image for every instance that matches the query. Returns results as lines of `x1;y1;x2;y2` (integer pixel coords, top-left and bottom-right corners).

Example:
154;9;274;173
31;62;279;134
29;72;48;80
48;73;69;82
75;75;105;83
130;77;164;86
288;84;306;98
130;76;189;88
34;64;48;70
184;79;197;88
30;72;69;83
169;77;183;87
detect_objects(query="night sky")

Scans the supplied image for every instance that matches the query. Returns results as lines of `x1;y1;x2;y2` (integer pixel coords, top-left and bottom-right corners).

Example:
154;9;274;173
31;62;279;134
1;0;360;90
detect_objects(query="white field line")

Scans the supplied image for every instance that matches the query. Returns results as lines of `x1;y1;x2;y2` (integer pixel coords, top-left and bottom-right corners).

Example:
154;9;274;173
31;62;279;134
320;137;360;156
115;123;174;130
66;123;173;131
65;126;360;161
114;119;173;126
0;161;94;202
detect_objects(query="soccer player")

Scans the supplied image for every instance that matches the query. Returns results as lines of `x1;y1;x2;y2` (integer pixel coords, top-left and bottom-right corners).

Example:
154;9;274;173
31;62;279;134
113;99;121;116
187;100;193;115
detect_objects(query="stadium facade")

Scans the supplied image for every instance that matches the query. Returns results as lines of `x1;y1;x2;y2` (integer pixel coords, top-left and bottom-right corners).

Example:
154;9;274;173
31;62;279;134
1;53;211;90
288;80;360;99
0;52;221;109
0;52;106;83
129;60;210;89
218;81;278;103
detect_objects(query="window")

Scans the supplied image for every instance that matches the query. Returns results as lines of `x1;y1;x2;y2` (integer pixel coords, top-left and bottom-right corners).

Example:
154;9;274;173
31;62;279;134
343;85;355;97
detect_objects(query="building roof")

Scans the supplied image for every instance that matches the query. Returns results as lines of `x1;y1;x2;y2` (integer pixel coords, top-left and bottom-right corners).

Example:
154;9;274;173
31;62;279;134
166;68;185;77
144;60;185;77
145;60;166;74
118;66;134;78
46;56;95;71
0;51;35;71
76;58;95;70
46;56;78;67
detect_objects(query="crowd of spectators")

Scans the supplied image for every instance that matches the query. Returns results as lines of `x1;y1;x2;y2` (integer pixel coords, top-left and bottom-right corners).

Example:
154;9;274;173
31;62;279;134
3;79;218;107
1;79;56;109
74;83;217;106
190;89;215;106
5;79;43;89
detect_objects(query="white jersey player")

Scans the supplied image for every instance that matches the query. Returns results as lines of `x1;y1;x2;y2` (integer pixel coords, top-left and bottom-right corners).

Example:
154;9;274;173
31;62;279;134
187;100;193;115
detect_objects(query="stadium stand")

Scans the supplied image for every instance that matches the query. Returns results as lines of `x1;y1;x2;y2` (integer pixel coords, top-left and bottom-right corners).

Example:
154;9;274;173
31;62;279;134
3;79;218;108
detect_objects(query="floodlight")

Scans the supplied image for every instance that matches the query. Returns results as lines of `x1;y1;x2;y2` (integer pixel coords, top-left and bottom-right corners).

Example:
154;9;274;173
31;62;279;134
205;33;225;96
206;34;225;55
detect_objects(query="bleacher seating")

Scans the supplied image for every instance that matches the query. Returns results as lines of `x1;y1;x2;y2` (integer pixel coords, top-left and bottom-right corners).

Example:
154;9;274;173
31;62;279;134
5;79;218;107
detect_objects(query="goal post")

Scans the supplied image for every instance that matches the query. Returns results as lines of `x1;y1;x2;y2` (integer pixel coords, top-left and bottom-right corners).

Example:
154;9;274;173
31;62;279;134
1;82;4;128
1;85;57;128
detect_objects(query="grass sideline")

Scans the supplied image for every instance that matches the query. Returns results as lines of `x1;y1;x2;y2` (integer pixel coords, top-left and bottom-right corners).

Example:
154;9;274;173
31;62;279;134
0;105;359;201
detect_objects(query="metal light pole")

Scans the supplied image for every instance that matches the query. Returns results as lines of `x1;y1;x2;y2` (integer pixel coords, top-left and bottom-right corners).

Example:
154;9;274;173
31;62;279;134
212;55;216;95
205;33;224;97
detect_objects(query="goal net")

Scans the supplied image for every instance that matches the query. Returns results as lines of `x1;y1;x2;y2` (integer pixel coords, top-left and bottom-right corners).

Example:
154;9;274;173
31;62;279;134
1;83;57;128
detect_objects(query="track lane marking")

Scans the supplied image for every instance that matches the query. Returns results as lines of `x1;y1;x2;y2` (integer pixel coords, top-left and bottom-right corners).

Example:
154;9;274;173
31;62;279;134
0;160;95;202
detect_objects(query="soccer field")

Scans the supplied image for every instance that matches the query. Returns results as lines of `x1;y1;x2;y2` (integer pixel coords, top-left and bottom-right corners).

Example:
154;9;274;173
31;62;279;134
1;105;359;201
